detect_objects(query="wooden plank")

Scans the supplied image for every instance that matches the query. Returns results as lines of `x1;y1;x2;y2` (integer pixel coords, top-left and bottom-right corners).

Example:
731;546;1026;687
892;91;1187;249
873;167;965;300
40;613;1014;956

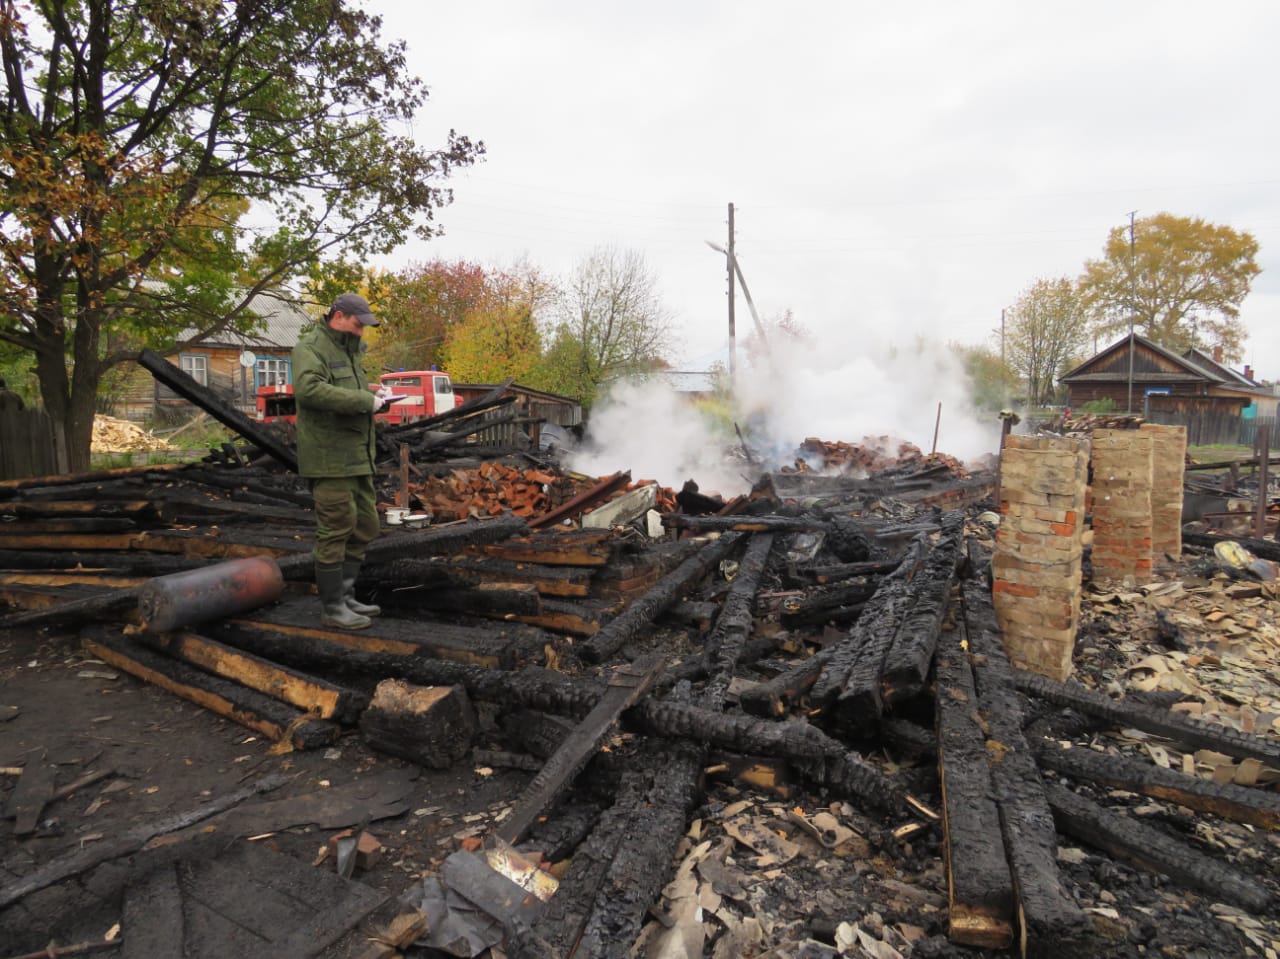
82;627;338;750
934;615;1014;949
145;631;368;724
121;863;185;959
4;751;56;836
497;654;665;845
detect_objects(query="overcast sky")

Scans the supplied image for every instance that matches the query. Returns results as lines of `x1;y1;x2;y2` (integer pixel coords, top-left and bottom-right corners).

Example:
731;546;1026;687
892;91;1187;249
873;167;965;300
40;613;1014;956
361;0;1280;380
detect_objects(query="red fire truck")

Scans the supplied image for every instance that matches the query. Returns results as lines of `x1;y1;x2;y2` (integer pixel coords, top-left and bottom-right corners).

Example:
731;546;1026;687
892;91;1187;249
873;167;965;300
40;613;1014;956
255;369;461;425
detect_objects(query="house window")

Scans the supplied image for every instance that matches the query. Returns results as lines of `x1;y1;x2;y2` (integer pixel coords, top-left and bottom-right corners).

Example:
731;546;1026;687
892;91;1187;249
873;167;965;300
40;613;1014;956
256;357;290;388
180;353;209;386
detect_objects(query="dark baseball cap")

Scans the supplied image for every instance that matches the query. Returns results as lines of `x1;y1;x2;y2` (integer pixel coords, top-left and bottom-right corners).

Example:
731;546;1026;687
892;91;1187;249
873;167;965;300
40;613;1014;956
331;292;380;327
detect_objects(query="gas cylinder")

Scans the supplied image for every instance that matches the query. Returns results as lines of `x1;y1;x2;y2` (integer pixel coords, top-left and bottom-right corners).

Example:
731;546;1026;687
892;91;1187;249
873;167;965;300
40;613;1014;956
139;556;284;633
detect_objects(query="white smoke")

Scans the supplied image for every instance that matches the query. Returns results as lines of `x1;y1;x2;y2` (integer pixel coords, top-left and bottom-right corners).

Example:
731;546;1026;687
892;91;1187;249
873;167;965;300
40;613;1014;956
567;335;1002;496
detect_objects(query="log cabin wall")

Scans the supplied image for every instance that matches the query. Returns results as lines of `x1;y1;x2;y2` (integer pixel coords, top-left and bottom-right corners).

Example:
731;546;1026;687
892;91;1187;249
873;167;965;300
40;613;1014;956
992;434;1088;681
1091;429;1154;584
1141;423;1187;567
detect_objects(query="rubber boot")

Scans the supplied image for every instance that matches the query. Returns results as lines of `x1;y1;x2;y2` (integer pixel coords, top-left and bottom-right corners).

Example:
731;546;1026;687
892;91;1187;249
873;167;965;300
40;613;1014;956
342;560;381;617
315;563;371;629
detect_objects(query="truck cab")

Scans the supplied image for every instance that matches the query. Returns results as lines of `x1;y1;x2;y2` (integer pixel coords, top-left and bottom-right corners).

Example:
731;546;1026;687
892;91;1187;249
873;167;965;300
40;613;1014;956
375;370;461;425
254;369;460;424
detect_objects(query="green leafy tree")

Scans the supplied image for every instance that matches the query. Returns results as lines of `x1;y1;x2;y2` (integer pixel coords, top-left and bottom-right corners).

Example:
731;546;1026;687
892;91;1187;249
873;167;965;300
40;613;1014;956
954;342;1017;412
546;246;676;407
0;0;481;470
1078;213;1259;361
1007;277;1090;407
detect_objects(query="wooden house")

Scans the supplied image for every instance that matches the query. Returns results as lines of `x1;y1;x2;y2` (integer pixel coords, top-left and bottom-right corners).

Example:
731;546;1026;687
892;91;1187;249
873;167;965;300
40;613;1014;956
1059;333;1274;445
115;294;314;422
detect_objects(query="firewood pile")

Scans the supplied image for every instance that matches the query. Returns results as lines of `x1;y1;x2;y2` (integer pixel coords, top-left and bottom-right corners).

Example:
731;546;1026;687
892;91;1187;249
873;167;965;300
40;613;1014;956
91;414;174;453
1060;412;1146;433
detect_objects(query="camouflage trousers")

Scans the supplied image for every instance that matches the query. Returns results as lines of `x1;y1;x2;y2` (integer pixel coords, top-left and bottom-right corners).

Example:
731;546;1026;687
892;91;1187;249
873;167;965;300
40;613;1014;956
310;475;380;566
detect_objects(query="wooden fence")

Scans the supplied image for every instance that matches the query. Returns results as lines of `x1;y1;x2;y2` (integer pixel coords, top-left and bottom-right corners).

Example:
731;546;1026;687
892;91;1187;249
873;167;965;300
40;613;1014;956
1145;395;1248;447
0;407;59;480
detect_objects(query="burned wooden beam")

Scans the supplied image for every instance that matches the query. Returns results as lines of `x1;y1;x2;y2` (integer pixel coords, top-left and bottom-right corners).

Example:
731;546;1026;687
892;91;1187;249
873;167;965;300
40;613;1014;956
0;549;204;576
0;499;161;520
962;580;1089;958
574;739;703;959
791;557;903;586
138;348;299;472
827;517;960;730
878;511;963;706
577;533;743;664
382;555;596;598
511;748;672;959
390;581;544;618
1045;782;1272;914
470;526;614;567
0;587;140;631
497;654;665;846
777;576;877;630
1033;737;1280;831
699;532;775;708
935;607;1015;950
789;535;927;717
661;513;828;534
1012;669;1280;769
82;626;339;749
233;595;545;668
0;462;188;499
142;630;369;724
208;623;601;717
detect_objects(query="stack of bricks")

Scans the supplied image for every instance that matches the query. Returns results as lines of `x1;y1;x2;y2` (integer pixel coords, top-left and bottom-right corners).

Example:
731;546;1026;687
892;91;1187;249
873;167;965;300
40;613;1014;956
1141;423;1187;567
1090;429;1154;583
992;434;1089;681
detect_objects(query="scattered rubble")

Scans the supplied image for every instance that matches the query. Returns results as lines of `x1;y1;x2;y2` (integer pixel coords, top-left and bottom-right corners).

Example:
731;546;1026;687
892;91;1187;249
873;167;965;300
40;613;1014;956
4;368;1280;959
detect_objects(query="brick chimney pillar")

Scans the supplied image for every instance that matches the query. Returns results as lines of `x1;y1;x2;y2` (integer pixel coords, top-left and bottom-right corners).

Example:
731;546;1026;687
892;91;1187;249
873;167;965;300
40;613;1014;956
1213;345;1223;363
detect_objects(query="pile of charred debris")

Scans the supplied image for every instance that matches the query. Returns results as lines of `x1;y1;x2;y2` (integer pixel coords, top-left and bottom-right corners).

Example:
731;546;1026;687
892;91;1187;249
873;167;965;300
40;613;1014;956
3;366;1280;959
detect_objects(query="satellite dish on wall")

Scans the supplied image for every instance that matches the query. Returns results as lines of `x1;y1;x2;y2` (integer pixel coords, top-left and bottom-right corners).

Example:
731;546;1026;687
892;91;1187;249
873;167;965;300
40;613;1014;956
238;350;257;368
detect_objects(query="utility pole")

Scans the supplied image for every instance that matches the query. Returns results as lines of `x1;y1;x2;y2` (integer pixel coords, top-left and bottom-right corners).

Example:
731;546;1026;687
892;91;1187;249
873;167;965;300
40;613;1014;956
727;202;736;385
1126;210;1137;414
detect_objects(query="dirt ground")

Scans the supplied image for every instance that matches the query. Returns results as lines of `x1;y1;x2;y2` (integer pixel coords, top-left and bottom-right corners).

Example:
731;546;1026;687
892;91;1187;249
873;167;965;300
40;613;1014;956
0;623;532;955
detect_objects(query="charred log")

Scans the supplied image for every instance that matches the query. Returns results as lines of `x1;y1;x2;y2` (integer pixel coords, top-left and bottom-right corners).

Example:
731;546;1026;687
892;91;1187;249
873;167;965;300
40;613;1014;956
1033;737;1280;831
1045;782;1272;914
962;580;1089;958
81;626;338;750
699;533;775;709
1012;669;1280;769
935;608;1014;949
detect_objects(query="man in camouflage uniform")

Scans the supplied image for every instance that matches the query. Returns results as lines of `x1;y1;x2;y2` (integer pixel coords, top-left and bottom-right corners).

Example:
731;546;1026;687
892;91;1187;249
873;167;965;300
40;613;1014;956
292;292;393;629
